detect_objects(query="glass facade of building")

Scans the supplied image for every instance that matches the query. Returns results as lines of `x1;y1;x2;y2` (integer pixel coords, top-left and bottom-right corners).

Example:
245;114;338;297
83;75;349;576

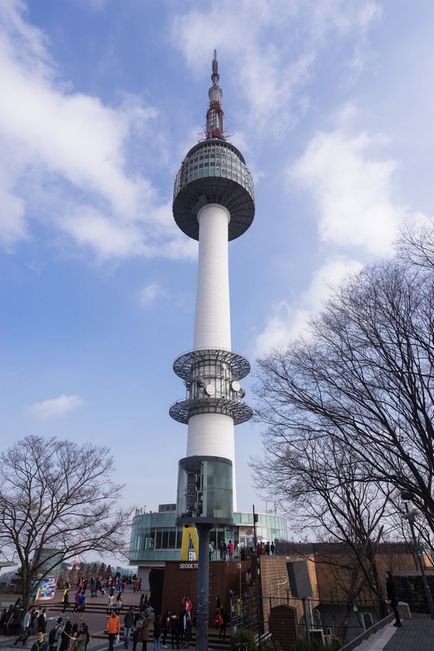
174;139;254;201
129;506;288;564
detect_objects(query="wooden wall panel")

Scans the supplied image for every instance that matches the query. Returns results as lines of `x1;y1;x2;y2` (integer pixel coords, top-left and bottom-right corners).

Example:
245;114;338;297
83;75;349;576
161;560;252;623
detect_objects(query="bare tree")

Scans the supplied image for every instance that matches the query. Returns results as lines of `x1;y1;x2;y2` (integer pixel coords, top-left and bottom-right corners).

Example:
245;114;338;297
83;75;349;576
252;430;393;628
255;247;434;539
0;435;132;608
400;223;434;269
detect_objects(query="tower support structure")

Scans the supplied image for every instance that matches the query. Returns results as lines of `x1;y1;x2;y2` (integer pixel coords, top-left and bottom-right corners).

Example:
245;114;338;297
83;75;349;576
170;51;255;651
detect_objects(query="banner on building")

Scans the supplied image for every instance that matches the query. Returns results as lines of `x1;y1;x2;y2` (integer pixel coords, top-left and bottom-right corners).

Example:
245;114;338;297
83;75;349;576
180;526;199;561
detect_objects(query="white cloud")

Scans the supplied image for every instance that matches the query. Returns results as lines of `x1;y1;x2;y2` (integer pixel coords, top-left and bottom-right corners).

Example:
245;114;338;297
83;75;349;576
139;282;166;307
171;0;381;135
62;207;152;260
30;394;84;418
290;126;402;257
255;257;362;356
0;0;189;260
0;168;27;247
255;108;429;355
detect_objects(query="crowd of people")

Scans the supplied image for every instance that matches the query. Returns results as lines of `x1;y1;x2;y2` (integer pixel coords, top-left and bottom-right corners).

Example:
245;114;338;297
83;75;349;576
104;594;196;651
209;539;277;560
0;589;203;651
0;568;239;651
0;601;90;651
0;602;49;639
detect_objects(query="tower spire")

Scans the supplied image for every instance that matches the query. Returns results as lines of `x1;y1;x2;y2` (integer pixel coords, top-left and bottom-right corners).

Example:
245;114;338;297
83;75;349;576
206;49;224;140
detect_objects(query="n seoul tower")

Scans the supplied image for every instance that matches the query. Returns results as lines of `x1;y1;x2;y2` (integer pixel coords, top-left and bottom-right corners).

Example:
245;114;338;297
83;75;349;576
170;51;255;650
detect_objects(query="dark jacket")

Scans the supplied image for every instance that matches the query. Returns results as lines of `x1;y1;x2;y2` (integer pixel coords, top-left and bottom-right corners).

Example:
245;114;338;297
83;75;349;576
124;612;134;628
31;640;48;651
153;619;162;640
386;575;397;603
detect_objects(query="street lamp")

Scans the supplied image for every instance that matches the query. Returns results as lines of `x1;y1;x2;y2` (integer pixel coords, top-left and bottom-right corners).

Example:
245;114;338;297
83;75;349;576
401;491;434;619
252;505;262;649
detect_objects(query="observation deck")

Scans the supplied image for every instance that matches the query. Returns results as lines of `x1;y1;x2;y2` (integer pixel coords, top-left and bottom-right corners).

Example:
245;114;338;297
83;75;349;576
173;138;255;241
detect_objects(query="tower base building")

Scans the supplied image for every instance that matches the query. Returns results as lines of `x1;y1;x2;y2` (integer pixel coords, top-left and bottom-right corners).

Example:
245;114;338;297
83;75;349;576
129;503;289;593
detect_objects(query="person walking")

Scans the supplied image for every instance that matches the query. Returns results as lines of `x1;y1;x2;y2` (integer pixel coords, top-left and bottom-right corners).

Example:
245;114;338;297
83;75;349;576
177;612;185;650
62;590;70;613
386;572;402;627
107;593;115;614
74;624;89;651
68;623;78;651
14;607;32;646
132;620;142;651
140;611;151;651
48;618;63;651
115;593;123;615
161;611;170;649
214;610;223;637
59;621;71;651
107;612;121;651
77;593;86;620
37;609;47;634
169;614;179;650
153;614;162;651
72;591;81;614
31;632;48;651
182;613;191;649
219;607;228;640
123;608;134;649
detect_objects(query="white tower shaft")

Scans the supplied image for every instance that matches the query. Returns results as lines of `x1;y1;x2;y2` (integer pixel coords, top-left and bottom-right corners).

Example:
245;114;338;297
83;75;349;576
193;204;231;351
189;203;236;506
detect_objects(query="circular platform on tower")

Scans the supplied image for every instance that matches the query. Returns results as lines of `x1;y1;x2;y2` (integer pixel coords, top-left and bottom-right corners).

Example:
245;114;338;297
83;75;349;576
173;348;250;381
173;139;255;241
169;397;253;425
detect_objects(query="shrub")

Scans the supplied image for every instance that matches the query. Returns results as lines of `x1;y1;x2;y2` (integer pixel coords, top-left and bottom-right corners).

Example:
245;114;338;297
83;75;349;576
261;640;282;651
230;629;257;651
295;638;344;650
295;640;323;651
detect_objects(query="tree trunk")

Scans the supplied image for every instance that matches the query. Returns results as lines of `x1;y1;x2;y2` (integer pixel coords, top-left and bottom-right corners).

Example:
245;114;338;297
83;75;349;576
21;566;32;611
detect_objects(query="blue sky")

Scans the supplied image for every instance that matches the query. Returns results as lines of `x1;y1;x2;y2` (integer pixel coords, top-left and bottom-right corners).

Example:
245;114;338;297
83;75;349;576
1;0;433;518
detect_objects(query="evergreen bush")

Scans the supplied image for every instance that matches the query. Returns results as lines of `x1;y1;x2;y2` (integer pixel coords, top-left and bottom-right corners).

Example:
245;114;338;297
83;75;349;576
230;629;257;651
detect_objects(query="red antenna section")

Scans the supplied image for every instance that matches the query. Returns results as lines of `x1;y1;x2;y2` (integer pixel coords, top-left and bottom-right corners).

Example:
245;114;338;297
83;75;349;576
206;49;225;140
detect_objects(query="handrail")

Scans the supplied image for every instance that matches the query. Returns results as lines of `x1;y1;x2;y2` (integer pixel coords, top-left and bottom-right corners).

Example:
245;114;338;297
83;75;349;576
339;613;394;651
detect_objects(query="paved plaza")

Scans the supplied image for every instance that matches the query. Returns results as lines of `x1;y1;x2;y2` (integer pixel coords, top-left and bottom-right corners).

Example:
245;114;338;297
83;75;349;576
352;613;434;651
382;613;434;651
